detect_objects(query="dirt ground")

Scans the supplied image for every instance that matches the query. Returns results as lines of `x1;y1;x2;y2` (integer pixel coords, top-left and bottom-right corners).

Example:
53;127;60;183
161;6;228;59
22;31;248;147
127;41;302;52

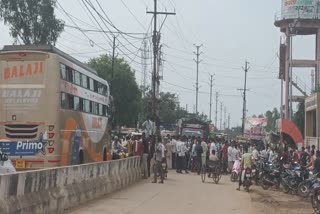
68;171;315;214
249;186;314;214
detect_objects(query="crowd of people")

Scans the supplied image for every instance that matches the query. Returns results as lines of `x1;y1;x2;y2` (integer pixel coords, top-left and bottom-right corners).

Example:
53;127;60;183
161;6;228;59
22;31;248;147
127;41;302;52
111;132;320;186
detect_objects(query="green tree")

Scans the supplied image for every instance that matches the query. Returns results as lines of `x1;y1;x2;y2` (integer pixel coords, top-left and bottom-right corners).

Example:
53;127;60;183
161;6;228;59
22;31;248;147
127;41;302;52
0;0;64;45
88;54;142;127
265;108;280;132
293;101;305;136
139;92;189;127
159;92;188;125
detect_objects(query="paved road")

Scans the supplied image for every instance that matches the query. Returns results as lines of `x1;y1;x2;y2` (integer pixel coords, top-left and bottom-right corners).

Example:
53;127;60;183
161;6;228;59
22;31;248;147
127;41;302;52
68;171;259;214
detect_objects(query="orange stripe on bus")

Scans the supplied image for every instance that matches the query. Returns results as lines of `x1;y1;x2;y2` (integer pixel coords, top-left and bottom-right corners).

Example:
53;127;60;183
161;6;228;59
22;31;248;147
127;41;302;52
60;117;77;166
82;136;102;162
79;113;104;162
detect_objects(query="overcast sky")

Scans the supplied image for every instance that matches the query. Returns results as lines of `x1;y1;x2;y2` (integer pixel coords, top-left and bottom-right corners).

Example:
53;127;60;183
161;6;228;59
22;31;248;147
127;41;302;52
0;0;314;127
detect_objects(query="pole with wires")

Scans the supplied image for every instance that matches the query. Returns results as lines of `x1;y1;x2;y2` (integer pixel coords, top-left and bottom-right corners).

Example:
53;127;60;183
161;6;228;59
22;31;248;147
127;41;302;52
241;61;250;136
193;44;203;114
209;74;214;122
147;0;175;143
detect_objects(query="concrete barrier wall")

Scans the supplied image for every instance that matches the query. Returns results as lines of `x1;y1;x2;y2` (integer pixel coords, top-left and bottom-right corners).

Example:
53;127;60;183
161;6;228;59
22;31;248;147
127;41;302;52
0;157;141;214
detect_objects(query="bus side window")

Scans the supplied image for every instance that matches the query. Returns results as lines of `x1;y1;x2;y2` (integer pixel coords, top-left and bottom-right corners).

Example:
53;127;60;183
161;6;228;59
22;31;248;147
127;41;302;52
74;96;80;111
94;80;98;93
83;99;90;113
66;66;73;82
99;104;103;116
68;94;74;109
60;64;67;80
92;102;98;115
61;92;68;109
103;105;109;117
89;78;94;91
81;74;88;88
74;70;81;85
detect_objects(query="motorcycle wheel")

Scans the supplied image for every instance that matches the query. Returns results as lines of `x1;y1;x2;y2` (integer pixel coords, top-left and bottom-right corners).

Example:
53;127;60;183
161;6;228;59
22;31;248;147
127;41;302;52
244;181;250;192
297;181;310;198
230;172;238;182
281;179;290;194
261;175;270;190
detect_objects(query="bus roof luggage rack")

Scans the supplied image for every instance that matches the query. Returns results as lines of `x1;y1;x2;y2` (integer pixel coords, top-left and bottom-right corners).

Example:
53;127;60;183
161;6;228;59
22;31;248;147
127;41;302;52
1;45;97;75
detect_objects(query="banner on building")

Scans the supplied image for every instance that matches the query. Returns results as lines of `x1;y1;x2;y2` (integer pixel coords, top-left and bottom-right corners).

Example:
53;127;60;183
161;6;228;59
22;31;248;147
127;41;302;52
244;118;268;140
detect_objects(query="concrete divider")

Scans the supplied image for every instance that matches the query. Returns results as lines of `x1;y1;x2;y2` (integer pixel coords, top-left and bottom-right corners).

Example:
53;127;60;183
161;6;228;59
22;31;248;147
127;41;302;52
0;157;141;214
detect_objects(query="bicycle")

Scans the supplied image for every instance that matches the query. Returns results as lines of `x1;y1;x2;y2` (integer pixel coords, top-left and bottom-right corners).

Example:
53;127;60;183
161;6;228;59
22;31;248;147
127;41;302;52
208;160;222;184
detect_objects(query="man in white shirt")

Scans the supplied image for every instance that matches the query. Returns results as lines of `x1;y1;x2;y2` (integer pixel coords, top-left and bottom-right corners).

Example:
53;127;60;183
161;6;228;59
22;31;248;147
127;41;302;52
142;118;154;138
201;139;208;167
210;139;217;154
268;147;275;163
228;144;234;173
252;146;259;161
171;137;177;169
176;137;183;173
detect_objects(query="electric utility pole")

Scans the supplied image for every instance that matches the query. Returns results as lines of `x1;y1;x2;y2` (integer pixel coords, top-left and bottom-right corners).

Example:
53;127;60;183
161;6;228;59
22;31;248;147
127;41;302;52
228;113;231;130
111;35;117;80
193;44;203;114
147;0;175;143
224;106;227;131
241;61;250;135
220;101;223;131
215;92;218;128
209;74;214;122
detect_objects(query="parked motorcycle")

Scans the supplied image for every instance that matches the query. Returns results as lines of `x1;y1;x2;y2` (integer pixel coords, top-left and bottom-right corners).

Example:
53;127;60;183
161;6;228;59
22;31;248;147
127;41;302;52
231;159;241;182
311;179;320;214
243;168;252;192
260;162;281;190
281;164;309;194
297;171;317;198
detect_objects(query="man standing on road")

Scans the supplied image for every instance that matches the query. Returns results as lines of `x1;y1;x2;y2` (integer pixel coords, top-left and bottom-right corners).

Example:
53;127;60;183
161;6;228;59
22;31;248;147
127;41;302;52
195;137;203;175
171;136;177;170
142;117;154;139
152;140;165;184
142;133;149;179
228;143;233;173
300;147;310;167
237;146;253;191
222;141;228;174
201;137;208;170
165;135;173;169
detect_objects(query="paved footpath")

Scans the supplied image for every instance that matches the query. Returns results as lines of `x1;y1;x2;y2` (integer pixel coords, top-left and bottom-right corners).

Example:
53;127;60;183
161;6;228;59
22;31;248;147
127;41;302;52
68;171;259;214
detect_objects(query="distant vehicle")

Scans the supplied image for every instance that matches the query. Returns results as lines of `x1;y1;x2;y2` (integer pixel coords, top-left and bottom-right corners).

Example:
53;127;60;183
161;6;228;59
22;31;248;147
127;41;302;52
176;118;209;138
0;45;112;169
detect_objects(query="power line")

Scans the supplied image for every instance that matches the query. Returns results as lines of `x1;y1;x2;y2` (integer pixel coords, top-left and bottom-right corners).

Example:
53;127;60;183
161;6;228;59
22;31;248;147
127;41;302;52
119;0;147;31
64;24;150;36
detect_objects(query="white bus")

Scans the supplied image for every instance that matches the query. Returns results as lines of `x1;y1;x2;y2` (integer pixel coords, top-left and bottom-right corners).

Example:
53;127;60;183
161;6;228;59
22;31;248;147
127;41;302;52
0;45;112;169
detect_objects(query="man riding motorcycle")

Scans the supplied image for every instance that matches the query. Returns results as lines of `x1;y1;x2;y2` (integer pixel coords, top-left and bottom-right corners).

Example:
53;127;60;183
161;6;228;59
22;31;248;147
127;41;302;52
237;146;253;191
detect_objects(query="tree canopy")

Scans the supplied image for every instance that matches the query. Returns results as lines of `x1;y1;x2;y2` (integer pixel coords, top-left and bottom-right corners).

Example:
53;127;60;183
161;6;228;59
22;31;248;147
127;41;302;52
88;54;142;127
140;92;189;129
0;0;64;45
265;108;280;132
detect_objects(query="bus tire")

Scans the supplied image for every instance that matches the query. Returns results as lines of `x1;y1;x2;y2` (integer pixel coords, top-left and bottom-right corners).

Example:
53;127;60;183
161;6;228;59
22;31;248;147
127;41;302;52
79;150;84;164
103;147;107;161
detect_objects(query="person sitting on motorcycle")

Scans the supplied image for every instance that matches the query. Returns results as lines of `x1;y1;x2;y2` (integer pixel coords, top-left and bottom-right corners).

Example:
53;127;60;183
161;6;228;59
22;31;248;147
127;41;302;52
237;146;253;191
209;150;219;161
112;136;125;160
314;151;320;175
